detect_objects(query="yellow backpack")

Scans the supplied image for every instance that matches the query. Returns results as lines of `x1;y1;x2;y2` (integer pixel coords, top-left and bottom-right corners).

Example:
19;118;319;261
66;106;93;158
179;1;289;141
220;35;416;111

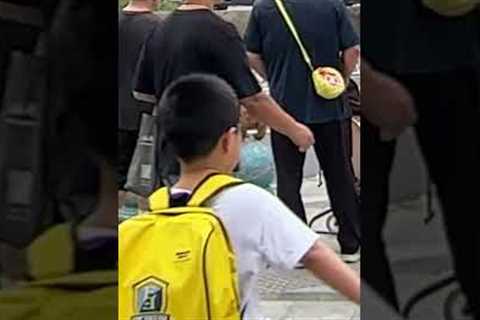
421;0;479;16
0;223;117;320
119;174;244;320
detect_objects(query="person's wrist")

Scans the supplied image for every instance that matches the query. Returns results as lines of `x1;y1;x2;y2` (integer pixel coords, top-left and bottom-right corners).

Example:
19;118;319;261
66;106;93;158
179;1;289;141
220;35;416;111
287;122;305;147
293;121;305;136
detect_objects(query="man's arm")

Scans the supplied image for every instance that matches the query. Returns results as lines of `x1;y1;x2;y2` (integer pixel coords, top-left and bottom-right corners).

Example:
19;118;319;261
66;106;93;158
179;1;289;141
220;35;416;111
213;22;314;151
337;0;360;82
341;45;360;80
240;92;314;152
302;240;360;303
362;59;417;140
247;52;267;80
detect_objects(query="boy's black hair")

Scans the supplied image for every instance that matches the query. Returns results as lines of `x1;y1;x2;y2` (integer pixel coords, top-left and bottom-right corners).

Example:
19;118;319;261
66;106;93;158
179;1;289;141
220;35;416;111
157;74;240;163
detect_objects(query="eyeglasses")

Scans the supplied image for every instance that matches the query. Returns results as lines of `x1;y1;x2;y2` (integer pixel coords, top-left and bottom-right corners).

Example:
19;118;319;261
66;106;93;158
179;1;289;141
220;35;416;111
226;121;242;135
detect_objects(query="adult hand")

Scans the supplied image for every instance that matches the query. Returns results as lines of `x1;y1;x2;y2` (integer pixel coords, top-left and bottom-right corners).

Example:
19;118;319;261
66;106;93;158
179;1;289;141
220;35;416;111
362;61;417;141
291;123;315;152
240;105;268;140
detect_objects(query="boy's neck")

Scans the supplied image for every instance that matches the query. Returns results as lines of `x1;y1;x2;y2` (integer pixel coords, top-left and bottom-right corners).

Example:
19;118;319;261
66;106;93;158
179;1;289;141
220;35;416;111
174;165;228;190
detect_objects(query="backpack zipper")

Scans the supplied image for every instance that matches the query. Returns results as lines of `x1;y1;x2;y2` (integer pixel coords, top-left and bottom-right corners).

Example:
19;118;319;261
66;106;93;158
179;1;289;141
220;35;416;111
203;227;215;320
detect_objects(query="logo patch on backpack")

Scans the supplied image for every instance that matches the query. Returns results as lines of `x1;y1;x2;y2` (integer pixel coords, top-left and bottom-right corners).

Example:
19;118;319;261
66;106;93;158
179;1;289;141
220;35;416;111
132;277;170;320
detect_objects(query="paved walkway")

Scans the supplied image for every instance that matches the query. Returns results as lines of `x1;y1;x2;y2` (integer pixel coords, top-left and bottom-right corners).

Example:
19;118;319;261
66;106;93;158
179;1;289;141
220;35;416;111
257;177;360;319
363;193;472;320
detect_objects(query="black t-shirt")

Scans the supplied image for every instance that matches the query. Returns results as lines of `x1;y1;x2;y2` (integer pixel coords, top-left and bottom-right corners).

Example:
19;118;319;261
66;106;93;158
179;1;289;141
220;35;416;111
363;0;480;74
118;10;161;131
134;9;261;104
0;5;43;114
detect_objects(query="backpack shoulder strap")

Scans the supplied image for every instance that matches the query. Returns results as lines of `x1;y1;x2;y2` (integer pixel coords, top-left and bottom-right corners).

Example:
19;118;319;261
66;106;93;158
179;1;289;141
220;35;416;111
27;223;75;280
187;174;244;207
148;174;243;211
148;187;170;211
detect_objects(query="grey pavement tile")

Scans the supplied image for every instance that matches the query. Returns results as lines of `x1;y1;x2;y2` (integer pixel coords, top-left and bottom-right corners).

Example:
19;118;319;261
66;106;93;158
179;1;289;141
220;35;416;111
259;301;358;320
258;243;359;301
265;171;359;318
364;195;466;320
258;301;293;319
258;268;335;301
384;196;448;249
393;273;466;320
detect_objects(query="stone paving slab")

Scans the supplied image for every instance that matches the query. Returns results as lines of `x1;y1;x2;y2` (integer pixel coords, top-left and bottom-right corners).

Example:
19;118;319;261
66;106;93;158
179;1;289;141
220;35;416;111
259;301;359;320
363;195;472;320
257;177;360;318
258;268;338;301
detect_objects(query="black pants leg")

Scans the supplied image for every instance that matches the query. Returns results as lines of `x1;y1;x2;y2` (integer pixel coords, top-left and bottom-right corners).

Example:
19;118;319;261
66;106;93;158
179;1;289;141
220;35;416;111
118;129;139;190
400;68;480;318
361;120;399;310
271;130;307;223
310;121;361;252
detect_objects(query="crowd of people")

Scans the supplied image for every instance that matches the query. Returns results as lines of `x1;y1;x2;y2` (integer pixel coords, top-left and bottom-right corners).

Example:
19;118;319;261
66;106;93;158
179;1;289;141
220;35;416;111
118;0;361;318
0;0;477;319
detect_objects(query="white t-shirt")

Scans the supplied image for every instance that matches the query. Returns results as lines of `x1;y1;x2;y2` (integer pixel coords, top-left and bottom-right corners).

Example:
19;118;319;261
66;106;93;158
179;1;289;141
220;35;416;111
172;183;319;318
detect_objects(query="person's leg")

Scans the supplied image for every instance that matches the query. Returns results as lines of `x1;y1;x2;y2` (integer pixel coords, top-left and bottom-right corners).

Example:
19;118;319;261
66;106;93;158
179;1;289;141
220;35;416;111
361;120;399;310
271;130;307;223
345;118;360;195
310;121;361;253
402;69;480;317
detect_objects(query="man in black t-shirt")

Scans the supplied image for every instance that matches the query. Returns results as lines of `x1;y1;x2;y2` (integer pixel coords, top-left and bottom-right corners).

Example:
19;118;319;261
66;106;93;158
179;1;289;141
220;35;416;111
362;1;480;316
118;0;162;204
133;0;315;163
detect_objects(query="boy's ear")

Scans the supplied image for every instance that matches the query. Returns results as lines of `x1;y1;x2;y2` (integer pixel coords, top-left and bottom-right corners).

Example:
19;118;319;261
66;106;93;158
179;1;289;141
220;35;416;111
221;128;237;153
220;131;230;153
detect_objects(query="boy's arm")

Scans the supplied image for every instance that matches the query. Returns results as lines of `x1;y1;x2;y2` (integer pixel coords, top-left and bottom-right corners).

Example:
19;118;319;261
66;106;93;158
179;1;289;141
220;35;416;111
301;240;360;304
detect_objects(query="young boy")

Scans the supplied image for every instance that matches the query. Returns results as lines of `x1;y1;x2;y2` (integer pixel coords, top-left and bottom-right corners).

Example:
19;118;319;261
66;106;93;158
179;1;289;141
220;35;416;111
154;73;360;317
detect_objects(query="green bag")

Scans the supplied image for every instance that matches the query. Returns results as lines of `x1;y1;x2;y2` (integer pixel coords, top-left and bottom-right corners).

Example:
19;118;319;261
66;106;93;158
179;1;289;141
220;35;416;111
274;0;346;100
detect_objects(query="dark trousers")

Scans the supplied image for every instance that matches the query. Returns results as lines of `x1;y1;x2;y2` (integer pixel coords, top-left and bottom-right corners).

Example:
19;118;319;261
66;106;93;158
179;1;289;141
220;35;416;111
118;129;138;190
271;120;361;252
362;67;480;316
362;120;399;310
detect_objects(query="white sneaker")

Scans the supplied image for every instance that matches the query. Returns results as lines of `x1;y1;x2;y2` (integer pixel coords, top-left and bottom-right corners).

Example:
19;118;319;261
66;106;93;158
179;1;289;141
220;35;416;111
341;250;361;264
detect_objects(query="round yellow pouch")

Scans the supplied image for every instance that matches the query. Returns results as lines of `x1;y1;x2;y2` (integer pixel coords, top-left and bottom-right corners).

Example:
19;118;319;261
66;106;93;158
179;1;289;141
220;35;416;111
312;67;346;100
422;0;478;16
273;0;348;100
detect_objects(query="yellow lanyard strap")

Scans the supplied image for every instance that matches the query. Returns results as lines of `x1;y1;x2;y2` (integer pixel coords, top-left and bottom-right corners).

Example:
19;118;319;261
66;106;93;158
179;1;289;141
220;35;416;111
274;0;314;71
